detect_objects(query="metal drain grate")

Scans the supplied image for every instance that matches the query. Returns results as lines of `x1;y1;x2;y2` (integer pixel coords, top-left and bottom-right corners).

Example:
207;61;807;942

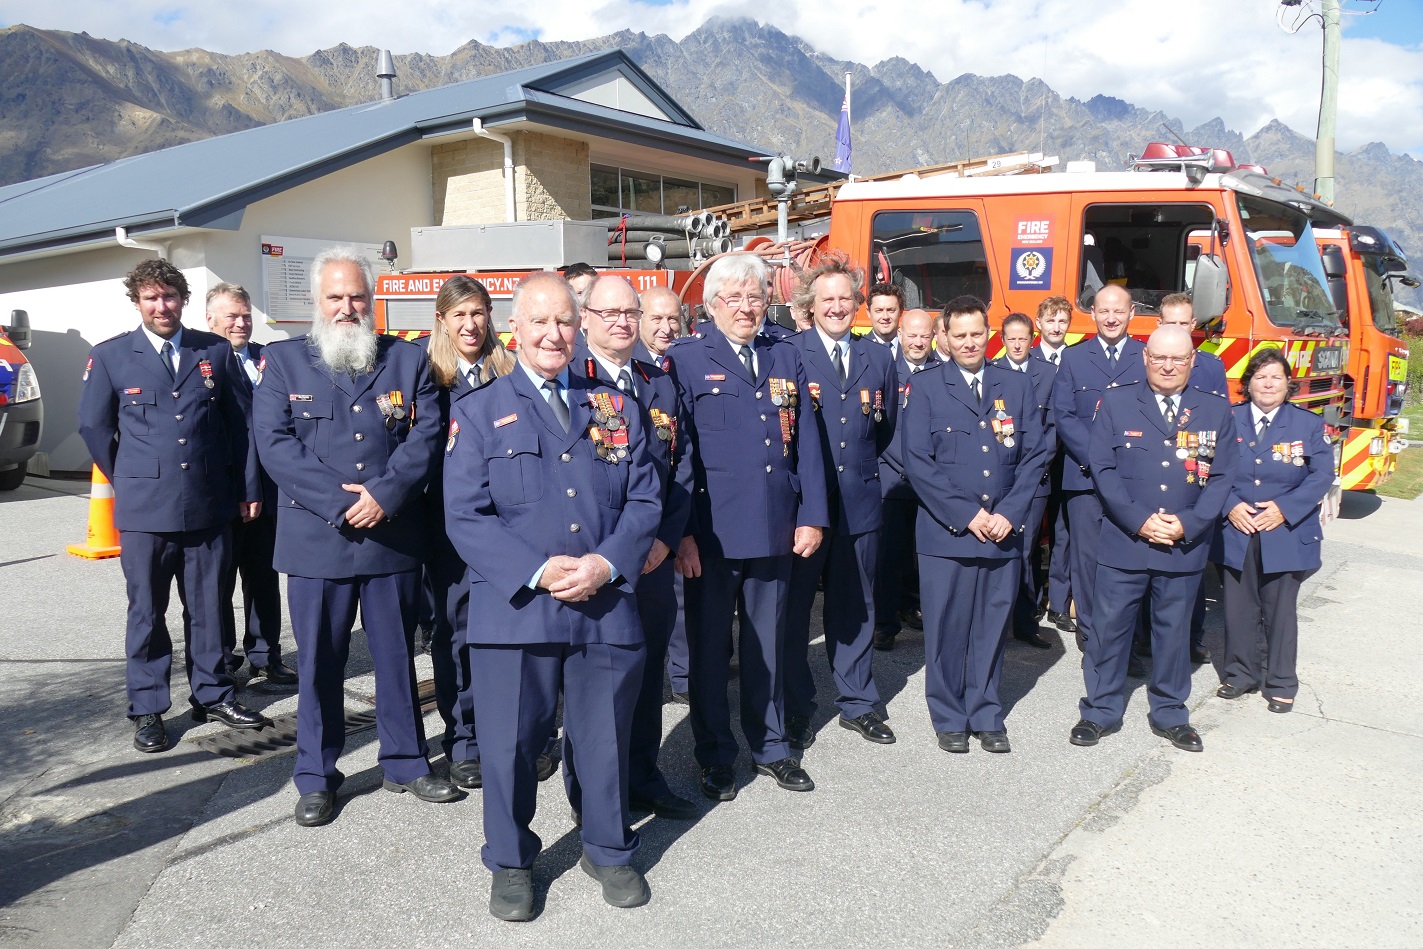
191;678;438;760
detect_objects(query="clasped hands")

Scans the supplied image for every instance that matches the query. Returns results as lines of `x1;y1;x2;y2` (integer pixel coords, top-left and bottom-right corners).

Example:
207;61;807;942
1226;499;1285;535
538;554;612;602
1138;511;1186;546
968;508;1013;543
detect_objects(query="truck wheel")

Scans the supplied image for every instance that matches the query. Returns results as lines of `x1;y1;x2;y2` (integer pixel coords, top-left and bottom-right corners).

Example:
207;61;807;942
0;466;26;490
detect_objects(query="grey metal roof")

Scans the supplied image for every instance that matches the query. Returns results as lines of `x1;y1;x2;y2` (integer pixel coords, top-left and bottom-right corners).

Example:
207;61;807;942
0;49;769;259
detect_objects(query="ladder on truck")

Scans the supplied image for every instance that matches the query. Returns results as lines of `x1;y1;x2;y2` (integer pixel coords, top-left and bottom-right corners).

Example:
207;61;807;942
703;151;1058;235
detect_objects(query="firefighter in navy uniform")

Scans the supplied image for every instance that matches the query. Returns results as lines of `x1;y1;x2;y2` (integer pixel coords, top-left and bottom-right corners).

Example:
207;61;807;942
783;256;899;750
904;296;1049;754
254;248;459;827
443;272;663;921
1070;325;1238;752
78;258;268;754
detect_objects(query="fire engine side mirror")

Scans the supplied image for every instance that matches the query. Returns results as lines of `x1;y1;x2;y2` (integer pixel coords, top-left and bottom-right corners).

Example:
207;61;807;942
5;309;31;350
1190;255;1227;325
1320;245;1350;320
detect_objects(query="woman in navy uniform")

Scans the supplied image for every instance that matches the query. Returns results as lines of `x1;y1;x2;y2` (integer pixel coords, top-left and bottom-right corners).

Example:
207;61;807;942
78;258;267;753
1217;348;1334;713
420;275;514;788
904;297;1049;754
444;272;663;921
783;255;899;749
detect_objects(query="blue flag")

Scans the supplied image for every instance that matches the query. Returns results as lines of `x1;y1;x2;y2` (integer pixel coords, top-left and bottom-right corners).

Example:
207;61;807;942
833;94;852;173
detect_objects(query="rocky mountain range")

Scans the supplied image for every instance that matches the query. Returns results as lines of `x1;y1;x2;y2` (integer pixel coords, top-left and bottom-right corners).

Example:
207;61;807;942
3;17;1420;306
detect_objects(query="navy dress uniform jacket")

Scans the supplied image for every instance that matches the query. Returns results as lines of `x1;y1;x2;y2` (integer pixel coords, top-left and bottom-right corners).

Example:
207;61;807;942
1191;349;1229;398
992;353;1057;498
253;335;440;578
879;352;943;499
903;363;1050;558
1089;382;1238;572
791;329;898;535
79;326;259;529
668;323;830;555
443;369;663;645
1051;337;1147;493
1221;402;1333;573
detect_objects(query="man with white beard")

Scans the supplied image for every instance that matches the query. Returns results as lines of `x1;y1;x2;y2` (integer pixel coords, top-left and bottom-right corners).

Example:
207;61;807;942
254;246;460;826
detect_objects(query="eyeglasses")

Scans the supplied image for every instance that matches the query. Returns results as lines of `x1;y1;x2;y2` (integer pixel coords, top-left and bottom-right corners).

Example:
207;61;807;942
715;293;767;311
1146;353;1192;367
584;307;642;324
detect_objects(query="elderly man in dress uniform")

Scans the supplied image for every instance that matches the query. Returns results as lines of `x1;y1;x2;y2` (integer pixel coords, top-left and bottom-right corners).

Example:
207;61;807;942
1050;284;1145;651
669;253;829;800
254;247;459;827
79;258;269;754
873;308;941;652
904;296;1048;754
1070;325;1237;752
992;311;1057;650
783;256;899;750
444;272;663;921
573;274;698;821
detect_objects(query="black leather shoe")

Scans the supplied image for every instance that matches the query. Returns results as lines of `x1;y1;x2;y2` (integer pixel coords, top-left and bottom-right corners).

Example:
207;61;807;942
1190;644;1212;664
786;716;816;750
669;690;689;705
1151;722;1203;752
1014;630;1053;650
489;868;535;922
1049;610;1079;633
1135;636;1153;656
1266;697;1294;714
630;791;699;820
839;712;896;744
1127;653;1149;678
1075;629;1087;652
699;765;736;801
294;790;334;827
897;607;924;631
977;729;1011;753
754;757;814;792
190;700;270;729
449;758;483;789
383;772;464;803
536;750;559;781
1216;683;1258;700
580;854;650;908
1069;719;1120;747
872;628;898;651
249;661;298;686
937;731;970;753
132;714;169;753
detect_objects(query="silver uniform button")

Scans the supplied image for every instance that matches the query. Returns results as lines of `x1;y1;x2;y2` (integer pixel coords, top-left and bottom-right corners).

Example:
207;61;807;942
302;411;311;418
837;465;845;472
946;426;953;432
841;442;847;449
178;438;187;445
355;433;364;441
1255;479;1262;486
1124;442;1132;448
175;414;183;421
712;387;720;394
765;438;772;447
353;405;362;413
356;463;365;471
171;391;179;398
761;414;768;421
840;417;847;424
1256;459;1262;465
561;453;572;462
765;465;773;473
841;392;848;400
570;523;580;533
1162;460;1170;467
566;488;577;497
180;463;189;470
981;494;990;502
1160;485;1168;491
506;448;513;455
755;391;763;399
982;445;989;453
980;421;987;429
983;470;990;477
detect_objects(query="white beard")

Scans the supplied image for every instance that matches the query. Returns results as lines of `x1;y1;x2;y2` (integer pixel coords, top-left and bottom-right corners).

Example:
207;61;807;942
309;311;378;376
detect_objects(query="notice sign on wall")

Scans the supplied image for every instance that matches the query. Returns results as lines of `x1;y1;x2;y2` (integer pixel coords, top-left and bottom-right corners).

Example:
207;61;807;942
260;235;385;324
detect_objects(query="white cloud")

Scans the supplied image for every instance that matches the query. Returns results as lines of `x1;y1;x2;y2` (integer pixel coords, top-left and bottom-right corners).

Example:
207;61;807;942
4;0;1421;153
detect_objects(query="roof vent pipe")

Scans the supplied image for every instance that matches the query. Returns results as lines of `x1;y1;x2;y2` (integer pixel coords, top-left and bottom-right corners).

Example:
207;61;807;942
377;49;396;101
116;226;168;259
472;118;516;223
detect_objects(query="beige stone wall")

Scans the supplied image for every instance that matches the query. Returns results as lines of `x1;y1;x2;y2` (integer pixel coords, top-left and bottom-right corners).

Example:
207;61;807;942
431;132;591;225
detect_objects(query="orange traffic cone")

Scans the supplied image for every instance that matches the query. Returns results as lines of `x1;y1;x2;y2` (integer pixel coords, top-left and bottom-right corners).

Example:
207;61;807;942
66;464;122;559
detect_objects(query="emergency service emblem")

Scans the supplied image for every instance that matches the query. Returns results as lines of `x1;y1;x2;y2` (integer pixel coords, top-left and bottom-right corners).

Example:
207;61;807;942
83;357;92;382
446;419;459;454
1009;247;1053;291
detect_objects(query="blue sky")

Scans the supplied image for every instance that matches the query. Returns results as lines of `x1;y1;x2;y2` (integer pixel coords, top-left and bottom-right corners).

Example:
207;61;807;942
3;0;1422;154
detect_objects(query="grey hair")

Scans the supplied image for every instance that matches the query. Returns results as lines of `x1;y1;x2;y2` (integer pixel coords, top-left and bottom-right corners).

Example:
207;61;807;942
309;246;374;300
702;253;769;305
205;282;251;311
511;271;581;324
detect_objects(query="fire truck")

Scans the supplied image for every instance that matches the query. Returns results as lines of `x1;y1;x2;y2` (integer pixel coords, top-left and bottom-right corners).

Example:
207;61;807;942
0;309;43;491
1316;225;1411;491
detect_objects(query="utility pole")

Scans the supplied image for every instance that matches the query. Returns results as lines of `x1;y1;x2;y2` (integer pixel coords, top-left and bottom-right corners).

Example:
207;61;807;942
1315;0;1340;203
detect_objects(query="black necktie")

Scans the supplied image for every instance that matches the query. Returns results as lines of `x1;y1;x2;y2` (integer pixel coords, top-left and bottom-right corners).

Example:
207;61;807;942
1163;395;1176;426
543;379;570;433
618;368;635;397
160;341;176;381
1106;344;1118;370
466;366;479;389
1258;415;1269;440
739;344;756;381
1049;351;1059;365
970;377;982;404
832;343;847;384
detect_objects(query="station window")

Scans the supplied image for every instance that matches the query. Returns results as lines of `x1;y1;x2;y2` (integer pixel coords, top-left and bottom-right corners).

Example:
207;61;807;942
1078;203;1216;313
590;164;737;218
868;210;991;310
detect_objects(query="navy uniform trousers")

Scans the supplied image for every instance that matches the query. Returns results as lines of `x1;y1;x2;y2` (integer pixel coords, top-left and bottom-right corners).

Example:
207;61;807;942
874;354;940;636
1050;337;1146;648
994;354;1057;641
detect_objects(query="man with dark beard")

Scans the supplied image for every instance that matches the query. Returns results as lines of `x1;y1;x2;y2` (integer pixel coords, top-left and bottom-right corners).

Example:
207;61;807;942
254;246;459;826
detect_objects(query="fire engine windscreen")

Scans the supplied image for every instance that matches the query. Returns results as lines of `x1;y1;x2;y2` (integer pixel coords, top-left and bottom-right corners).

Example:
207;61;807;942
1237;194;1341;333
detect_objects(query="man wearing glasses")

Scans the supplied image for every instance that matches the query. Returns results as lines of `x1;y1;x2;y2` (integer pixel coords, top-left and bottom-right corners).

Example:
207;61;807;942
1049;284;1145;652
668;253;829;800
1071;325;1237;752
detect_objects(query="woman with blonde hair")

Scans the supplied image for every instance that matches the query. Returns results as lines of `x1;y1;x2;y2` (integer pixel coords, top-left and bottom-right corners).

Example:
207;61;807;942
420;274;513;791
